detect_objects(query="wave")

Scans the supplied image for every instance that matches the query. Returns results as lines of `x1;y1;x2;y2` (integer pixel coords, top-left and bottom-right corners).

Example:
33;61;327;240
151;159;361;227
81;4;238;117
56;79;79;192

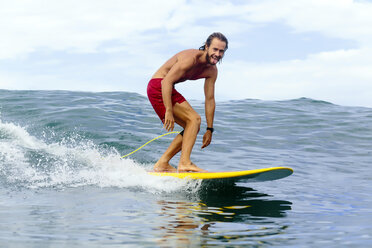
0;119;202;193
1;89;371;193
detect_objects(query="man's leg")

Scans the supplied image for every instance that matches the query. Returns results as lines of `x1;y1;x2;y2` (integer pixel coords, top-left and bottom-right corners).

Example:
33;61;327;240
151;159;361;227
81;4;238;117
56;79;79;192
153;133;183;172
173;101;207;172
153;101;207;172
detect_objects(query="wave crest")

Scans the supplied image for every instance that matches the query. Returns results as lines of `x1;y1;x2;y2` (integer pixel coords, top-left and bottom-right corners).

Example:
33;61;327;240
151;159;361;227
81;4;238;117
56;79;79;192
0;120;201;193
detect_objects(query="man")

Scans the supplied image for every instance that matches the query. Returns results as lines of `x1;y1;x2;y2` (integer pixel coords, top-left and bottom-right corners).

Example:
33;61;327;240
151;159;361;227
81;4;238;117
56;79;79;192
147;32;228;172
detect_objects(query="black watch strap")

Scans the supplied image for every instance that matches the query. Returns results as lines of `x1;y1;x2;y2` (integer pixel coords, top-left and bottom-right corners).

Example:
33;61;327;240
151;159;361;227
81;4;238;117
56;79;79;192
207;127;214;133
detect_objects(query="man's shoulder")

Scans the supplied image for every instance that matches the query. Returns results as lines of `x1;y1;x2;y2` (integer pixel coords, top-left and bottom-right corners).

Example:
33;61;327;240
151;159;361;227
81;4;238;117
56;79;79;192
175;49;201;66
176;49;203;59
178;48;200;54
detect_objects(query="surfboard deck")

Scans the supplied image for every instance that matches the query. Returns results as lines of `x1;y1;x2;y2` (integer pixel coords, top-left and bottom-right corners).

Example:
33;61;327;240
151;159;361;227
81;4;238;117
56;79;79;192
148;167;293;183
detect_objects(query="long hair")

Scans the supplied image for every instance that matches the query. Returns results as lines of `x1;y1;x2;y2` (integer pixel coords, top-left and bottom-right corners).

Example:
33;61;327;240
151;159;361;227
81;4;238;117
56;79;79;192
199;32;228;51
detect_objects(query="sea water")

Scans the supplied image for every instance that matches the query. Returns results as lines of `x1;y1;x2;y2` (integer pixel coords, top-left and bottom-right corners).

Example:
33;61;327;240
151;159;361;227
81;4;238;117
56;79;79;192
0;89;371;247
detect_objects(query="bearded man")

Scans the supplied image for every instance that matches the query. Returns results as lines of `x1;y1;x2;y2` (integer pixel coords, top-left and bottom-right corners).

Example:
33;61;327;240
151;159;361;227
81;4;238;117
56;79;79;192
147;32;228;172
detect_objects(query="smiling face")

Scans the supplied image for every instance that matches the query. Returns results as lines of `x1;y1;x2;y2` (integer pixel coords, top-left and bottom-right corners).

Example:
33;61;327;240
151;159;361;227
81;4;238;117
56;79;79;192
205;38;227;65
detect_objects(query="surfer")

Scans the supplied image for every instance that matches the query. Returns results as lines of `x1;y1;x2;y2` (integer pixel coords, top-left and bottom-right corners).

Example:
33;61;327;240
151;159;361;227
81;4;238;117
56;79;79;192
147;32;228;173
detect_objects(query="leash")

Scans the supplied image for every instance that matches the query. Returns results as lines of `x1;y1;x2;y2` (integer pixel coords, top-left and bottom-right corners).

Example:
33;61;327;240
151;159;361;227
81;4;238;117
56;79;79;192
121;131;180;158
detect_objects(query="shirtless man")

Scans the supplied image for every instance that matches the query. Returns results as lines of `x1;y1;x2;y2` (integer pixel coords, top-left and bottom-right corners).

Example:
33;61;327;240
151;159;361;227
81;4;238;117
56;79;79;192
147;32;228;172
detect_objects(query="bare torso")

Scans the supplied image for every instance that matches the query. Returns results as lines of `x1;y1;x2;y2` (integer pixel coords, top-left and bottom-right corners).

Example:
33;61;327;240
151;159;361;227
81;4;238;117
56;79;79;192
152;49;216;83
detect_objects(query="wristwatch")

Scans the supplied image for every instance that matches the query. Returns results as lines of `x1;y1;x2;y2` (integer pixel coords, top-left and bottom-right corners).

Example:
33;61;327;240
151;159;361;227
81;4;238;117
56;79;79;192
206;127;214;133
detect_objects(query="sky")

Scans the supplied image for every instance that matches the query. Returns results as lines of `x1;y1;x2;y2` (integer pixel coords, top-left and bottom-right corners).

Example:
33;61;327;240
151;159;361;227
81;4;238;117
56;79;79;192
1;0;372;108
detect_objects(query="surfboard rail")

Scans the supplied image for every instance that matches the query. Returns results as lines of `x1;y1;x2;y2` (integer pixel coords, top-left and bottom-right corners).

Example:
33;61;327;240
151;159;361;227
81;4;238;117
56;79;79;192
148;167;293;182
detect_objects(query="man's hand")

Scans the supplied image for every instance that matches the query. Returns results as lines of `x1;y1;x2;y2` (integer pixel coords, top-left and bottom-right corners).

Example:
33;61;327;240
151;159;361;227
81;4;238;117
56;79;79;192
201;130;212;149
164;110;175;131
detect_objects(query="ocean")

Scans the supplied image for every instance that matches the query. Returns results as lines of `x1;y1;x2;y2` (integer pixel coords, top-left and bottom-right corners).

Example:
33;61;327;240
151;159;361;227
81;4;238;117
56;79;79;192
0;89;371;247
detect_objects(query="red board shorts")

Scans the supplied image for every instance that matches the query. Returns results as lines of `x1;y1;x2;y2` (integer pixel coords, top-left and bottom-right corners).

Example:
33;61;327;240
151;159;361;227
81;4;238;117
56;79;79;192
147;78;186;123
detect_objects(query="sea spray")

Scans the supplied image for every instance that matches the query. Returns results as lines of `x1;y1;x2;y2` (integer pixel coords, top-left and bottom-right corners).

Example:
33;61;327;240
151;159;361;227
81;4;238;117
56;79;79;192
0;119;202;193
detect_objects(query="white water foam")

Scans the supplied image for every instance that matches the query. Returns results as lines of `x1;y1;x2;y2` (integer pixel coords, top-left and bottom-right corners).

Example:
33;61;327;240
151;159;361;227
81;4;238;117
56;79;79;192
0;120;202;193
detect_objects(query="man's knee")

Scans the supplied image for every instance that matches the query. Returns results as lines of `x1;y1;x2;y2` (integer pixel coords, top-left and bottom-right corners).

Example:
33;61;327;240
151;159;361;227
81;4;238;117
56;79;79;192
193;114;201;133
185;114;201;132
190;114;201;128
194;114;201;126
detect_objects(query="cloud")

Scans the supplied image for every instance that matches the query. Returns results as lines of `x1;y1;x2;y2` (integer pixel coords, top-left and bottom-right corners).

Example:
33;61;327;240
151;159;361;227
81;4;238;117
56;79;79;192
182;0;372;107
243;0;372;45
0;0;184;59
217;47;372;107
0;0;245;59
2;0;372;57
1;0;372;107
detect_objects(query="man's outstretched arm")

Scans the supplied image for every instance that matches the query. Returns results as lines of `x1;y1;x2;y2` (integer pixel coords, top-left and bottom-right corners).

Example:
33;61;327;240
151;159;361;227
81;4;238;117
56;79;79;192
202;73;216;148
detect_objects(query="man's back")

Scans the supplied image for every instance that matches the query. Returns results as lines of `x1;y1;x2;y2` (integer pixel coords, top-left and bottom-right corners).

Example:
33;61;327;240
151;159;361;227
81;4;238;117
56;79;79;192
152;49;216;83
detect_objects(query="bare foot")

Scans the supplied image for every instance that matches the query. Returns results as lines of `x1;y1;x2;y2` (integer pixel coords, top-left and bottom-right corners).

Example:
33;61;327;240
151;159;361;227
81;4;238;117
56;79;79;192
153;161;177;172
178;163;208;173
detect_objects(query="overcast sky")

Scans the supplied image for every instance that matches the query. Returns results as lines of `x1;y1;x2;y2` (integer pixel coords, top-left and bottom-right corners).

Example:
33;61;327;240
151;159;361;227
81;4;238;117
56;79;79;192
1;0;372;107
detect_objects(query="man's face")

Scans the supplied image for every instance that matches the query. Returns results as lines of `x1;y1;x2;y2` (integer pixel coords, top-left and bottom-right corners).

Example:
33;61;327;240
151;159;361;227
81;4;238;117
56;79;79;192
206;38;227;65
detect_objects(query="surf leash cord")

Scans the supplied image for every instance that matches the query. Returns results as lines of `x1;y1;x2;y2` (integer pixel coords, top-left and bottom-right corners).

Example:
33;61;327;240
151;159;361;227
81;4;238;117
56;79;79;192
121;131;180;159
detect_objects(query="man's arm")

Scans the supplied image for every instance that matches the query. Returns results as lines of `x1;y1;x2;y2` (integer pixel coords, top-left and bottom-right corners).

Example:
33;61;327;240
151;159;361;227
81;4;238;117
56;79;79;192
201;71;217;148
162;57;196;131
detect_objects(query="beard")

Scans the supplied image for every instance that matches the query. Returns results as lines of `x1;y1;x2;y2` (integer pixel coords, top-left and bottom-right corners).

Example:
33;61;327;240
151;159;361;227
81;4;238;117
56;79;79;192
206;52;220;65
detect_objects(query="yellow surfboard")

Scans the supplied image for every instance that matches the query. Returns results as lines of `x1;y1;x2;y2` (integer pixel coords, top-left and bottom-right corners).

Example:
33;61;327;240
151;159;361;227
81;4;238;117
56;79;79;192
148;167;293;183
